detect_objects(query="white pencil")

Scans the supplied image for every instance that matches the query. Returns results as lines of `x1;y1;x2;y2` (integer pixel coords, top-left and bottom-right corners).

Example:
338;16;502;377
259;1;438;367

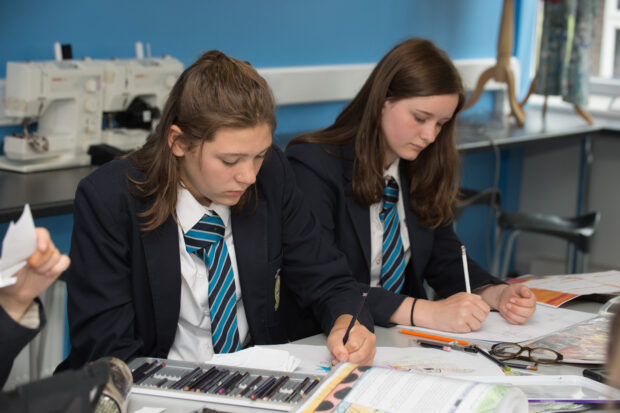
461;245;471;293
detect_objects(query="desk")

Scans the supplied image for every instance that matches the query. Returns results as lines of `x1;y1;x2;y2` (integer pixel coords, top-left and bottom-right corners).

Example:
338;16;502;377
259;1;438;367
0;166;95;223
127;299;604;412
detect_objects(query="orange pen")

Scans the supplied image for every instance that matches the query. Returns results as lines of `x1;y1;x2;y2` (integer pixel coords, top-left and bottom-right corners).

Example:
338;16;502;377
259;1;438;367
399;329;469;346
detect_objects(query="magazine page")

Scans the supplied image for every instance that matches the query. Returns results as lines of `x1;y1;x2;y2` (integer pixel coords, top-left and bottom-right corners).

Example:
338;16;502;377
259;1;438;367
295;363;527;413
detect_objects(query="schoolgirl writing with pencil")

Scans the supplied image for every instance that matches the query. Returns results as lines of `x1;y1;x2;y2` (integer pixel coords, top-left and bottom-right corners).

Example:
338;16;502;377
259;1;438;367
57;50;375;372
286;38;536;333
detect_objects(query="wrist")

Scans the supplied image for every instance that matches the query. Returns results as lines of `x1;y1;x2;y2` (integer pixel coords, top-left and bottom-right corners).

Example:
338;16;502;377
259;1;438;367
0;296;32;323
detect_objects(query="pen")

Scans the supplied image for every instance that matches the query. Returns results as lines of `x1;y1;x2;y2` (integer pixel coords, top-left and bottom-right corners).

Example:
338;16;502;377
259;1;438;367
417;340;452;352
505;362;538;371
300;377;321;398
343;291;368;344
285;377;309;403
461;245;471;293
238;375;262;398
399;329;469;346
475;345;511;372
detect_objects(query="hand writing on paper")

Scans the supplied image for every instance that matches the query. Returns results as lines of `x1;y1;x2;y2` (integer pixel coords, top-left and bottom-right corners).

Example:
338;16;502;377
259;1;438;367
414;293;491;333
495;284;536;324
0;228;70;322
326;314;376;366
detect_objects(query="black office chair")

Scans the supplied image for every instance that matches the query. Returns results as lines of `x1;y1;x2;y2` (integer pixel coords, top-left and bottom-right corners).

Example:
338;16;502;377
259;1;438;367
454;188;601;279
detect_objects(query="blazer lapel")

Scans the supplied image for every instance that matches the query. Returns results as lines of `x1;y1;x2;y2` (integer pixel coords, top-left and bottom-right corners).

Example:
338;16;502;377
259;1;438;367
140;215;181;353
342;144;371;273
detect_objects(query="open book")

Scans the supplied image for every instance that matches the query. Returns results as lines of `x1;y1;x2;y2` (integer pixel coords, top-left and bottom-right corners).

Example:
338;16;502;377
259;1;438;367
295;363;527;413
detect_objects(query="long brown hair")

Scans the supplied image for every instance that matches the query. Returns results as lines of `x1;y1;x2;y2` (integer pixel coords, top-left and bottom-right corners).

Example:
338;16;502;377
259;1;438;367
129;50;276;230
289;38;464;228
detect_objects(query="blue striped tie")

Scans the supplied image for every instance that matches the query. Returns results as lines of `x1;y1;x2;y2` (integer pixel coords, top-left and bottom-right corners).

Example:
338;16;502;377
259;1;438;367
380;176;405;293
183;212;241;353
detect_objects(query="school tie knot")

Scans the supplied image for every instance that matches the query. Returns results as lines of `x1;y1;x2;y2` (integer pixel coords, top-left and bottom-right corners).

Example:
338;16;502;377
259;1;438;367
381;176;399;216
184;213;225;256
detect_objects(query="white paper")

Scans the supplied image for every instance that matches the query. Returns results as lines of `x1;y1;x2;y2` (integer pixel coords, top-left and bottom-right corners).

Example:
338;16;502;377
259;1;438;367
206;346;301;372
262;343;506;377
399;305;595;343
0;204;37;288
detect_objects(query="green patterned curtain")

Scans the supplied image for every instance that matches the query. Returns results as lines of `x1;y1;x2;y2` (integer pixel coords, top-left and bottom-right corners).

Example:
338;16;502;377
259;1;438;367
534;0;598;106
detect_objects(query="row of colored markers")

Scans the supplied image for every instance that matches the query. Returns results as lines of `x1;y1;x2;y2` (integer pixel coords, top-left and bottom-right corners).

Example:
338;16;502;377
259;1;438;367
131;360;321;404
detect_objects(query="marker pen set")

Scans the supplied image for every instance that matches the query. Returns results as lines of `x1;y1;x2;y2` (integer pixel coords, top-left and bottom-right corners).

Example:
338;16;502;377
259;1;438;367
129;358;322;406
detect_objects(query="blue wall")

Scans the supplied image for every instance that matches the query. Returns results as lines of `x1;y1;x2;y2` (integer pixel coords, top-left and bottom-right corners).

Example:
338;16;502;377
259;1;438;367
0;0;535;267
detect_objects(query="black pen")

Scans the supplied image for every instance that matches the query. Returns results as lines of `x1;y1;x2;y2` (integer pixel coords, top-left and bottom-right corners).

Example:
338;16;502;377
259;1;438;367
343;291;369;344
238;375;262;398
475;345;511;372
300;377;320;398
262;375;289;400
285;377;309;403
417;339;477;353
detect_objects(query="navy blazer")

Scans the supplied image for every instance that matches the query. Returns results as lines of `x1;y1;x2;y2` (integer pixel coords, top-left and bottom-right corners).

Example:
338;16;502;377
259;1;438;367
286;142;503;326
57;146;371;371
0;300;44;388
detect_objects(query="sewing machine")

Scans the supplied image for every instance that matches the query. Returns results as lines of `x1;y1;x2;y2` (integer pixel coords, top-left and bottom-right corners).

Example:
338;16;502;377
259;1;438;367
1;60;105;172
1;56;182;172
100;56;182;151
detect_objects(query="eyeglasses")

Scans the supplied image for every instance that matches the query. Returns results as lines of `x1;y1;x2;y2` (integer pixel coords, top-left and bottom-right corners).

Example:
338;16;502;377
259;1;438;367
490;342;563;364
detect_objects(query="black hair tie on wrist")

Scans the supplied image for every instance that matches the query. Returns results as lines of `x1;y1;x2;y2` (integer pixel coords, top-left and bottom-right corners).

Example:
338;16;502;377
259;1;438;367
410;297;418;326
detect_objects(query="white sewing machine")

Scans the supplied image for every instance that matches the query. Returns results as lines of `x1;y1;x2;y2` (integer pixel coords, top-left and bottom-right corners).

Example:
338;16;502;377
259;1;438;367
1;56;182;172
1;60;105;172
100;56;182;151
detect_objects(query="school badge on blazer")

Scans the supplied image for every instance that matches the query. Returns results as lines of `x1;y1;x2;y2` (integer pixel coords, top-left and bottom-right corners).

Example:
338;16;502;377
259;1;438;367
274;268;281;311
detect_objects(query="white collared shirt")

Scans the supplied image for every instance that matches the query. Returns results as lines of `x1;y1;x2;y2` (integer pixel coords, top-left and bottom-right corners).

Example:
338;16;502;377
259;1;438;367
167;187;249;362
369;159;411;287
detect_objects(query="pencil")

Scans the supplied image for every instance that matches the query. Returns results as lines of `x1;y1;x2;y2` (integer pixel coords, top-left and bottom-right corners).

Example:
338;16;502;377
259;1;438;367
285;377;309;403
262;375;289;400
219;371;247;395
300;377;320;398
417;340;452;352
250;376;275;400
135;362;166;385
461;245;471;293
505;362;538;371
238;375;262;398
476;345;511;372
399;329;469;346
343;291;368;344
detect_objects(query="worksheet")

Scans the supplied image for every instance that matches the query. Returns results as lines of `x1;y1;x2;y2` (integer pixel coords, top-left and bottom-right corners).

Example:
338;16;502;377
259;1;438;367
399;304;595;343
